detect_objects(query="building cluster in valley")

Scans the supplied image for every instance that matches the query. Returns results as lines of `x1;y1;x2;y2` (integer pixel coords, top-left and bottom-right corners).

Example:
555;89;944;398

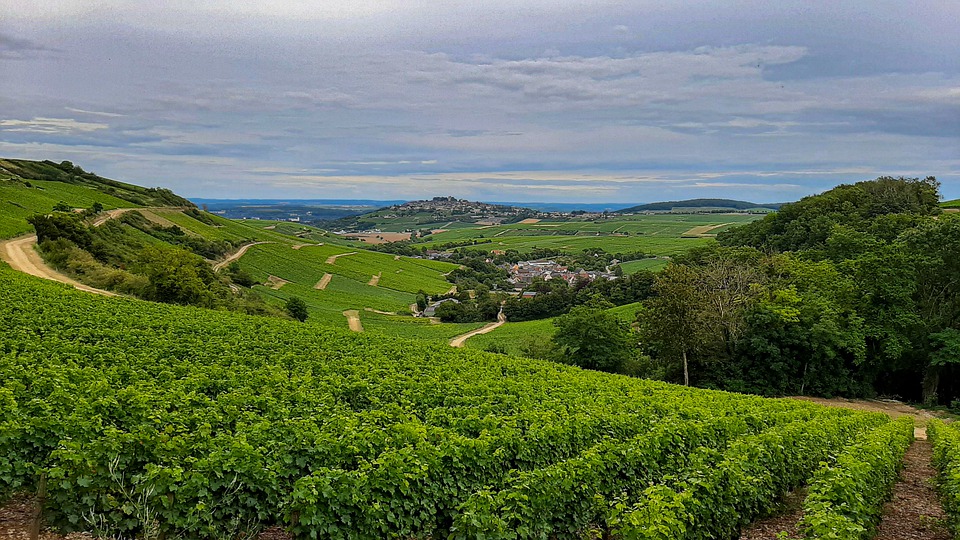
505;260;618;288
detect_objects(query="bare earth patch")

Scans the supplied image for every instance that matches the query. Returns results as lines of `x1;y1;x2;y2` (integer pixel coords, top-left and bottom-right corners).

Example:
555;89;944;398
739;397;952;540
787;397;941;425
449;311;506;348
738;489;806;540
0;235;117;297
342;310;363;332
367;273;381;286
364;308;397;315
314;273;332;290
518;218;541;224
212;242;271;272
681;223;732;237
347;232;411;244
291;243;323;250
265;275;290;290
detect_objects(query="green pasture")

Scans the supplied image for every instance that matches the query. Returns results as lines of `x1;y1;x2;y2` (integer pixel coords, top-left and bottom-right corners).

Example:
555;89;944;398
619;258;669;273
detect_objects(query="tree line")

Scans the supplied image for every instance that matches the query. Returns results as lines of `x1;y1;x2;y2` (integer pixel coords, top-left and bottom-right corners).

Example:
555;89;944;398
637;176;958;404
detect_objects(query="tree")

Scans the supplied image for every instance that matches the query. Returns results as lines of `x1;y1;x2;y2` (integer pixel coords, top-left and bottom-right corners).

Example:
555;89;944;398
27;212;93;249
91;202;104;214
553;303;636;374
52;201;72;212
137;246;219;307
640;264;705;385
285;297;309;322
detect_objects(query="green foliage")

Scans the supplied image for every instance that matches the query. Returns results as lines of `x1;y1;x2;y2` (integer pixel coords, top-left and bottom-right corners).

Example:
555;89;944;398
798;417;913;539
0;267;889;538
285;296;308;322
136;245;224;307
718;176;940;253
608;413;888;540
27;212;94;248
929;420;960;535
0;158;195;208
553;305;637;374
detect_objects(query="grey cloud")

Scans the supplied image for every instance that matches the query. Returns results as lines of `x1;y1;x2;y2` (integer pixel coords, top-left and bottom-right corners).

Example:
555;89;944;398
0;33;56;59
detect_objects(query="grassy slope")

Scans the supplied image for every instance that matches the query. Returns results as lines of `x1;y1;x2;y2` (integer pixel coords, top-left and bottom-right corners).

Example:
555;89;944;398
943;198;960;209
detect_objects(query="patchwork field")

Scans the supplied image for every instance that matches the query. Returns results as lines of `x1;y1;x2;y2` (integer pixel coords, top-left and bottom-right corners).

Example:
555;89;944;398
419;213;760;256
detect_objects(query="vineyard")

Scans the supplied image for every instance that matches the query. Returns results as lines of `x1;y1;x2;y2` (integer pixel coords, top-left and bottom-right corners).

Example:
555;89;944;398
0;265;919;539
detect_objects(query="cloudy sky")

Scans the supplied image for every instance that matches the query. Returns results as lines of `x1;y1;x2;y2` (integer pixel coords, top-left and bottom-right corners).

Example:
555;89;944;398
1;1;958;203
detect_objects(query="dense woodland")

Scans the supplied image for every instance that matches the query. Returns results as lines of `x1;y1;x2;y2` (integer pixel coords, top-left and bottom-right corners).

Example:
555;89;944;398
637;176;958;404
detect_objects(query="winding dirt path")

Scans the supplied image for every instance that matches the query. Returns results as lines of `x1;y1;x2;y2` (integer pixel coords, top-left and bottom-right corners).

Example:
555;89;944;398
326;252;357;264
213;241;272;272
0;235;117;297
449;311;506;348
343;310;363;332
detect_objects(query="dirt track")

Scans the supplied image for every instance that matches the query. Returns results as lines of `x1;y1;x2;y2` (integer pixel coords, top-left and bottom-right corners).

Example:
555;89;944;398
343;310;363;332
449;311;506;347
213;242;272;272
0;235;117;297
314;273;333;290
325;252;357;264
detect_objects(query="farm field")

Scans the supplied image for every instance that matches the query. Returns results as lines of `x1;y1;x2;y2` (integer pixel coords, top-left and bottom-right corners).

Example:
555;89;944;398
236;242;457;295
418;213;761;256
0;266;908;539
0;173;480;337
619;257;669;273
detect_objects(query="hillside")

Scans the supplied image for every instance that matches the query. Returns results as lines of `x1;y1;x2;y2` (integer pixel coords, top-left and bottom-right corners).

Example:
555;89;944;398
0;265;903;538
0;163;483;340
943;198;960;209
616;198;780;213
0;158;194;239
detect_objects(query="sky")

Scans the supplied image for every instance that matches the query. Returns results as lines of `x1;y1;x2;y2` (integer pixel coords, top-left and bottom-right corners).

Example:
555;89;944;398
1;1;958;204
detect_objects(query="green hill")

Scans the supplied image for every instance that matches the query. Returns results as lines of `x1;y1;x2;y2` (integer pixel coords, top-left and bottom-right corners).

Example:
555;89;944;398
0;159;479;339
943;198;960;209
615;198;780;213
0;158;194;239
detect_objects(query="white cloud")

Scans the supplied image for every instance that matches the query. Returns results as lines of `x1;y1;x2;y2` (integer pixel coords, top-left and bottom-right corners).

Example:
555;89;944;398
0;117;109;133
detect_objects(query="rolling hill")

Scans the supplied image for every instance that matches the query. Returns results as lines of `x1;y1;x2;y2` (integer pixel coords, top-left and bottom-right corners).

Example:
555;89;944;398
615;198;781;213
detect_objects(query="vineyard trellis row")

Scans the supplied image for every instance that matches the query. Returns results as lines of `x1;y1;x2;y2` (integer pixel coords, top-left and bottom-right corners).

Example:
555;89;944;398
0;266;905;538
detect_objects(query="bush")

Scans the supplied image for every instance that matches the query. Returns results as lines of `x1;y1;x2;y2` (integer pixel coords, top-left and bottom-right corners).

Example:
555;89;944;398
285;297;309;322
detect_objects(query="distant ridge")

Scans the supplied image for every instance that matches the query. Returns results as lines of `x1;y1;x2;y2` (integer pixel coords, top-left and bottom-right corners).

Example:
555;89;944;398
616;198;781;213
